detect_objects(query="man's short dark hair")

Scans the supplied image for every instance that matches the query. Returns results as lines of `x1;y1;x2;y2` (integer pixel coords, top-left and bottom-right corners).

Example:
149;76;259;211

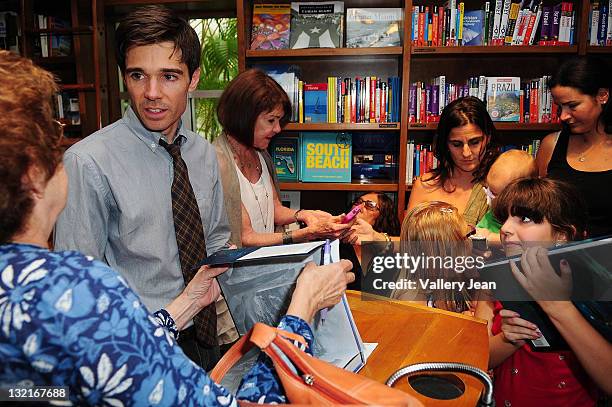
115;5;201;77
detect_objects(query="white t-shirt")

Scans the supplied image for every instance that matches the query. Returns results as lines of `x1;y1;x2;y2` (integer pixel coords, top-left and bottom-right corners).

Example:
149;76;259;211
235;152;275;233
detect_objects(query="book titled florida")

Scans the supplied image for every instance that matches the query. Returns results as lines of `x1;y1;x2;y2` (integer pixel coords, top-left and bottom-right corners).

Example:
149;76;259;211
300;132;352;182
486;77;521;122
250;4;291;50
270;136;299;181
290;1;344;48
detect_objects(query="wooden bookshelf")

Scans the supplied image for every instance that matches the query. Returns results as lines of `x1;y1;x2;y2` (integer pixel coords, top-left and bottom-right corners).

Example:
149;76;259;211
247;46;403;58
280;180;399;192
411;45;579;55
284;123;400;132
408;123;562;131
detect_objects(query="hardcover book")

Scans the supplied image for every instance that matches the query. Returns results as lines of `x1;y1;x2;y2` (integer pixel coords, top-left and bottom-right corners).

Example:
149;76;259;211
346;8;403;48
303;83;328;123
270;136;300;181
486;77;521;122
463;9;485;45
300;132;352;182
250;4;291;50
290;1;344;48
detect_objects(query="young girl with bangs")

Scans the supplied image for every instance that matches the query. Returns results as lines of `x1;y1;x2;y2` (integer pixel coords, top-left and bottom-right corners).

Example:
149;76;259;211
475;177;611;407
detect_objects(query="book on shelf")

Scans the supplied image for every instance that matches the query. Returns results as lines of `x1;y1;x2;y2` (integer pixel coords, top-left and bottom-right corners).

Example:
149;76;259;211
214;240;369;392
300;132;352;183
0;11;20;53
346;8;403;48
352;132;397;181
486;76;520;122
289;1;344;49
270;136;300;181
463;9;485;45
589;1;612;45
48;16;72;57
303;83;328;123
260;64;302;122
250;4;291;50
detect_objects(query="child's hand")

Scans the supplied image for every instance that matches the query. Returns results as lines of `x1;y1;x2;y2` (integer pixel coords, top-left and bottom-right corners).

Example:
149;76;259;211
499;308;541;346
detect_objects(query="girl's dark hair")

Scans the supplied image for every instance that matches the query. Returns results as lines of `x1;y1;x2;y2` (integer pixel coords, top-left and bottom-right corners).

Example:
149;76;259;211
549;56;612;134
217;69;291;146
115;5;201;77
425;97;500;191
369;193;401;236
493;177;588;241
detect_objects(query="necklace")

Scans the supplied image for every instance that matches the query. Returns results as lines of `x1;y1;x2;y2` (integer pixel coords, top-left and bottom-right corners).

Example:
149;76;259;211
577;135;611;162
246;173;270;230
228;136;261;174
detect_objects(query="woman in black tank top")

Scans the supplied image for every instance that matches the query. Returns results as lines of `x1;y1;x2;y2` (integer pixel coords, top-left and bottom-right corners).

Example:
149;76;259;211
536;56;612;238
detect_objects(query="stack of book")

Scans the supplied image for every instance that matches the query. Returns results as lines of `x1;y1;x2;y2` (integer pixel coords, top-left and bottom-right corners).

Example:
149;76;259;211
589;1;612;45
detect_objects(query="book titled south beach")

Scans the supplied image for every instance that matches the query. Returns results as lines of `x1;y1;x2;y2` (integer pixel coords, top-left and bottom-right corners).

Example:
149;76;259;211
346;8;403;48
290;1;344;49
486;76;521;122
300;132;352;182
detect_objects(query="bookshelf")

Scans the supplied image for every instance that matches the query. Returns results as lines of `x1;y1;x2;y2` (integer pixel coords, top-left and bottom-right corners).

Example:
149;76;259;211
236;0;612;218
13;0;103;145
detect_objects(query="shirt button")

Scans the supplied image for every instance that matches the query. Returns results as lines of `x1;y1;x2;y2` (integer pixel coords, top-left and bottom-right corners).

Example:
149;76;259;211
151;143;156;148
504;400;512;407
558;355;565;360
558;381;566;389
511;368;519;375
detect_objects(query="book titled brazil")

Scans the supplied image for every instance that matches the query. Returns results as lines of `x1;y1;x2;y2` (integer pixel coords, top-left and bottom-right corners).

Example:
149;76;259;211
250;4;291;50
346;8;403;48
462;9;484;45
486;77;521;122
270;136;299;181
303;83;328;122
289;1;344;49
300;132;352;182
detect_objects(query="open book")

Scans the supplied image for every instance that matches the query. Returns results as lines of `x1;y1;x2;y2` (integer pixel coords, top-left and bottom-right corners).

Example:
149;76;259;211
215;240;368;392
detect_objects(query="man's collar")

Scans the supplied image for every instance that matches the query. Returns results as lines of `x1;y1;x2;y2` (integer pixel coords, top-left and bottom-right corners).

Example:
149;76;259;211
123;106;188;152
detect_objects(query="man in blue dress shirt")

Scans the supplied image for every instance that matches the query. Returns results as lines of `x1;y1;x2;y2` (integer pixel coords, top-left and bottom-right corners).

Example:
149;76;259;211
55;5;230;370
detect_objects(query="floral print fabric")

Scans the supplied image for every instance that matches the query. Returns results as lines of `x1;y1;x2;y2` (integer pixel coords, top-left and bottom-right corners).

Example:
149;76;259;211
0;243;313;406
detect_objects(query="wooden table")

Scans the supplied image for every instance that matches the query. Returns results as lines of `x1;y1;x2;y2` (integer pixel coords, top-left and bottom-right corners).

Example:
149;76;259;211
347;291;489;407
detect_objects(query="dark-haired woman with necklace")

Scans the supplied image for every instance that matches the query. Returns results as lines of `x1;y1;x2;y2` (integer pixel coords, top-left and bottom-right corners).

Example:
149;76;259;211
407;96;500;227
214;69;350;249
536;56;612;238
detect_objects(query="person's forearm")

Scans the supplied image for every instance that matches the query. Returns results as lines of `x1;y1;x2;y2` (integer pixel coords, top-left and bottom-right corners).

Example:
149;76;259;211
541;301;612;394
488;333;522;369
286;292;317;324
164;292;202;331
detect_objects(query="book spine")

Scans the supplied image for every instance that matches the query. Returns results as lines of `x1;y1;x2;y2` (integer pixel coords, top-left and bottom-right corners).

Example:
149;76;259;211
528;6;543;45
484;2;491;45
409;83;416;123
539;6;551;44
599;5;609;44
498;0;513;44
418;6;426;46
523;5;539;44
439;75;446;115
550;3;562;45
505;3;521;44
492;0;504;44
412;6;420;45
591;3;600;45
607;0;612;44
458;2;465;45
432;6;440;46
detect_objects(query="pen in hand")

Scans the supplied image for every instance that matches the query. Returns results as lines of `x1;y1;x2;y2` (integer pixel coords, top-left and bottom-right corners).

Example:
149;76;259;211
320;239;332;324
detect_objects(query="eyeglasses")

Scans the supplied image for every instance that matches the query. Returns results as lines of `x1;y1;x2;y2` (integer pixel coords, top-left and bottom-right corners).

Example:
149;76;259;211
52;120;65;146
354;198;379;211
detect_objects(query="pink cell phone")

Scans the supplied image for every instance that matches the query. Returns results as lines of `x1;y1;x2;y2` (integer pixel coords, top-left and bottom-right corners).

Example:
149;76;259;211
342;205;362;223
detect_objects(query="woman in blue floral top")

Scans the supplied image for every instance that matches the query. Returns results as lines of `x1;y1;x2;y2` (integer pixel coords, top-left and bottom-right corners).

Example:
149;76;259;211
0;51;354;406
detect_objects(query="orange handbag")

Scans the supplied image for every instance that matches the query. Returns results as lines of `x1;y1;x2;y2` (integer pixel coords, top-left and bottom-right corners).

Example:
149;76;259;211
210;322;422;406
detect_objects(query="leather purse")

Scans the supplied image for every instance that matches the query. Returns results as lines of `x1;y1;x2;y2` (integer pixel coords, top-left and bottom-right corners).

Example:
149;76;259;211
210;322;422;406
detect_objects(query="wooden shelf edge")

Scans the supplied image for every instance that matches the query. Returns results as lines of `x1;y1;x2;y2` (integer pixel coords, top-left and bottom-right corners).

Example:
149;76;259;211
279;181;398;192
411;45;578;55
60;83;96;91
284;123;400;131
409;123;561;131
586;46;612;54
27;27;93;35
247;46;403;58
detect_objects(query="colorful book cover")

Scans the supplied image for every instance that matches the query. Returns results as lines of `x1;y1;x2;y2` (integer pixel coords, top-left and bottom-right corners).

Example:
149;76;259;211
270;136;299;181
303;83;328;123
250;4;291;50
486;77;521;122
463;9;485;45
346;8;402;47
300;132;352;182
49;16;72;57
290;1;344;49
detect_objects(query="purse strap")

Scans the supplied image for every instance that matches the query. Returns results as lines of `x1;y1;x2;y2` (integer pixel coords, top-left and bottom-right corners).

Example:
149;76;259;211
210;322;306;383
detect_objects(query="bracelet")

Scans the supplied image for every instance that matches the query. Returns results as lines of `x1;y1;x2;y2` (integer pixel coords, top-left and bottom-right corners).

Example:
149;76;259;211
293;208;303;223
381;232;391;242
154;309;180;341
282;230;294;244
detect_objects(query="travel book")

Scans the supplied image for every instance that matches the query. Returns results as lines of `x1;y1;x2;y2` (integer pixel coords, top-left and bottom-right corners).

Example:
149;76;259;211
346;8;403;48
269;136;300;181
478;237;612;351
289;1;344;49
463;9;485;45
250;4;291;50
215;240;368;393
303;83;328;122
486;76;521;122
300;132;352;182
